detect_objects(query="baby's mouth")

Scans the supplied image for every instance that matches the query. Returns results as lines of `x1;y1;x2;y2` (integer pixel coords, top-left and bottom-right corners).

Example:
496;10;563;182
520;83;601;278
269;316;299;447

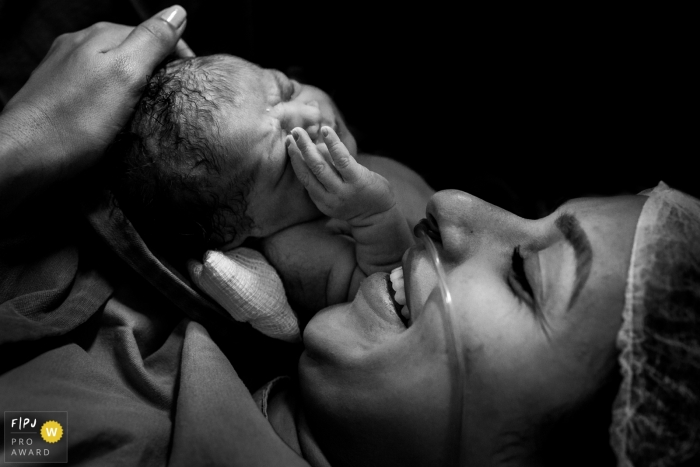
390;266;410;324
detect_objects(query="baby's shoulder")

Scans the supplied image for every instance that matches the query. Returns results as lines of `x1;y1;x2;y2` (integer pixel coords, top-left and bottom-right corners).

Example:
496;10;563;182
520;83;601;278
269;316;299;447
261;217;352;262
260;217;358;313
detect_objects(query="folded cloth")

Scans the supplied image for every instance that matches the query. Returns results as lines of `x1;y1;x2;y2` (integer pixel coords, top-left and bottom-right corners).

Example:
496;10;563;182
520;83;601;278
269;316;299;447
187;248;300;343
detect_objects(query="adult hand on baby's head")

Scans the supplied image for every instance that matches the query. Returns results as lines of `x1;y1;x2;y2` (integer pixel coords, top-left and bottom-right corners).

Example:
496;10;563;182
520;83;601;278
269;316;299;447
0;5;188;183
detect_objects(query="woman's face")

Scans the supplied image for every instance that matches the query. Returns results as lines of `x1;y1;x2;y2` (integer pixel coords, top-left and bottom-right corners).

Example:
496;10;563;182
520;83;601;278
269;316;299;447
299;190;647;466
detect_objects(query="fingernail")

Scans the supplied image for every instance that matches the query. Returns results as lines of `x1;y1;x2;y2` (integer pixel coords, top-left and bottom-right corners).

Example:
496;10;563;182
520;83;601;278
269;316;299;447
285;136;292;148
161;5;186;28
321;126;329;137
292;129;299;141
307;100;319;108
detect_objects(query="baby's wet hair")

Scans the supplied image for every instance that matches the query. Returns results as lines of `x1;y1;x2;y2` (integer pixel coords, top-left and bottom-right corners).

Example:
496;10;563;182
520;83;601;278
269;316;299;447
109;55;254;257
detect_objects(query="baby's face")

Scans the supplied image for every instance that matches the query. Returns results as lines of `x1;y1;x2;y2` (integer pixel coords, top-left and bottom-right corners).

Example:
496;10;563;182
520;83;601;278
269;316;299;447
212;55;357;247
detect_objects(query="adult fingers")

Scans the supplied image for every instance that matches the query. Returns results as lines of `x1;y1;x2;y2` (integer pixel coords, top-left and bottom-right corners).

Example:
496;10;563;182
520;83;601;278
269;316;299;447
100;23;193;58
86;23;134;52
175;38;195;58
116;5;187;75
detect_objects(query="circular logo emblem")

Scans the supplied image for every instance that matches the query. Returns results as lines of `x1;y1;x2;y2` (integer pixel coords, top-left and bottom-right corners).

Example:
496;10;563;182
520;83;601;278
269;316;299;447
40;420;63;443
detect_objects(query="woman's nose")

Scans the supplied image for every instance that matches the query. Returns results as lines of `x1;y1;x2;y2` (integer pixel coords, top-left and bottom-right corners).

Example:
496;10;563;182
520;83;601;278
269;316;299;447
426;189;531;264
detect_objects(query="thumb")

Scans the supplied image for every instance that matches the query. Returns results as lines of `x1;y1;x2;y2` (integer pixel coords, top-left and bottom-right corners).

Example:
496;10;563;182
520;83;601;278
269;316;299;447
117;5;187;75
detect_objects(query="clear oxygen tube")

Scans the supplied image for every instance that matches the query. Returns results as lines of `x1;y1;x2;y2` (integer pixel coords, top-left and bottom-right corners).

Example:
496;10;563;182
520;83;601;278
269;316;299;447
415;230;468;466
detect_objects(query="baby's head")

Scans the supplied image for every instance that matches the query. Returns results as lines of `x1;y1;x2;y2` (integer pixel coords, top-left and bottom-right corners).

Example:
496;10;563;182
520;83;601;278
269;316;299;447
111;54;357;254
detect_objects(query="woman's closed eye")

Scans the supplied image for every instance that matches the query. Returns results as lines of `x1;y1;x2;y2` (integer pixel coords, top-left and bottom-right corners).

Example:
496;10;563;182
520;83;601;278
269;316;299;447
509;246;535;307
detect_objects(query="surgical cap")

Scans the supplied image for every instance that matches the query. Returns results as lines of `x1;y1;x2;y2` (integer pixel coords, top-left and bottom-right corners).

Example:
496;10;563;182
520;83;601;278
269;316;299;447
610;182;700;467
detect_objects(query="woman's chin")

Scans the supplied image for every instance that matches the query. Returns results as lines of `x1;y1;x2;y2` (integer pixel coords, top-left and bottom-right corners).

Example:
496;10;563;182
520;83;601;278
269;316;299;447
301;301;372;371
303;274;405;358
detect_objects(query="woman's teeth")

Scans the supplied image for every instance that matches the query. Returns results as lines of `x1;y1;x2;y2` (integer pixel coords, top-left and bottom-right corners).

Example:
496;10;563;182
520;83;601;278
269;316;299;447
390;267;405;305
390;267;411;321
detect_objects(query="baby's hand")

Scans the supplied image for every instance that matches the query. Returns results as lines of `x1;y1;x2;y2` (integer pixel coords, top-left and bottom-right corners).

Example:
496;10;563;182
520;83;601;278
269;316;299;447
286;126;395;222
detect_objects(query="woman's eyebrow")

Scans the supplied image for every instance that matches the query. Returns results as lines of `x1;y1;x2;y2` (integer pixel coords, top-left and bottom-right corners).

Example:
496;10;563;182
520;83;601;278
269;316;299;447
555;213;593;310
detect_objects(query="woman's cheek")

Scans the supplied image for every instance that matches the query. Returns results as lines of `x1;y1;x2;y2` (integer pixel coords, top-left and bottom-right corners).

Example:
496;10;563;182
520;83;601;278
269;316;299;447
449;280;518;350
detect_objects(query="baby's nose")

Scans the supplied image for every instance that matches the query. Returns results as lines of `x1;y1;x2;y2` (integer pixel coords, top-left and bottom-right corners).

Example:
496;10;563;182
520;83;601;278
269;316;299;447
305;101;320;139
283;101;322;134
304;101;335;141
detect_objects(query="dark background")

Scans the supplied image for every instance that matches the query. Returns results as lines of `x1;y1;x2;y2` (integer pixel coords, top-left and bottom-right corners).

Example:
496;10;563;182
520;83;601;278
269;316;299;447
1;0;694;218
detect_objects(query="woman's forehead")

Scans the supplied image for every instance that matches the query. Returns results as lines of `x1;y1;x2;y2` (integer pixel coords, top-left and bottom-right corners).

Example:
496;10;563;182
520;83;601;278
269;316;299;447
549;197;646;348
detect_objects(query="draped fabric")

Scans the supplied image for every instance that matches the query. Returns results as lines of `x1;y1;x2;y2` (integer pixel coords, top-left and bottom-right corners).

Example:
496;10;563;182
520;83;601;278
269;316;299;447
0;184;304;465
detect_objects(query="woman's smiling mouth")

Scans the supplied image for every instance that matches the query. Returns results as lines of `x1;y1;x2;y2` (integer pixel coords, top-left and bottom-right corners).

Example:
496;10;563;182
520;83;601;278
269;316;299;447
390;266;410;323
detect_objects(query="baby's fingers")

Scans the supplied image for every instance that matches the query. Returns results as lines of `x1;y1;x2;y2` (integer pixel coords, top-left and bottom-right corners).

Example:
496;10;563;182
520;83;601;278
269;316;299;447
291;128;341;190
286;135;325;193
321;126;361;183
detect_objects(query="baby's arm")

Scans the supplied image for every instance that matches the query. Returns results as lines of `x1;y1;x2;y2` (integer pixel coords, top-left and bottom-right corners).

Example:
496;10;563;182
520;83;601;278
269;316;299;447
355;154;435;230
285;126;413;298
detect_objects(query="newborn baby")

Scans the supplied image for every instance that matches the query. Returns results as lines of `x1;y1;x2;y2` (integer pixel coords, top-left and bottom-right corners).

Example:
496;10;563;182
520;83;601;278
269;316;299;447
110;54;426;338
112;54;359;251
